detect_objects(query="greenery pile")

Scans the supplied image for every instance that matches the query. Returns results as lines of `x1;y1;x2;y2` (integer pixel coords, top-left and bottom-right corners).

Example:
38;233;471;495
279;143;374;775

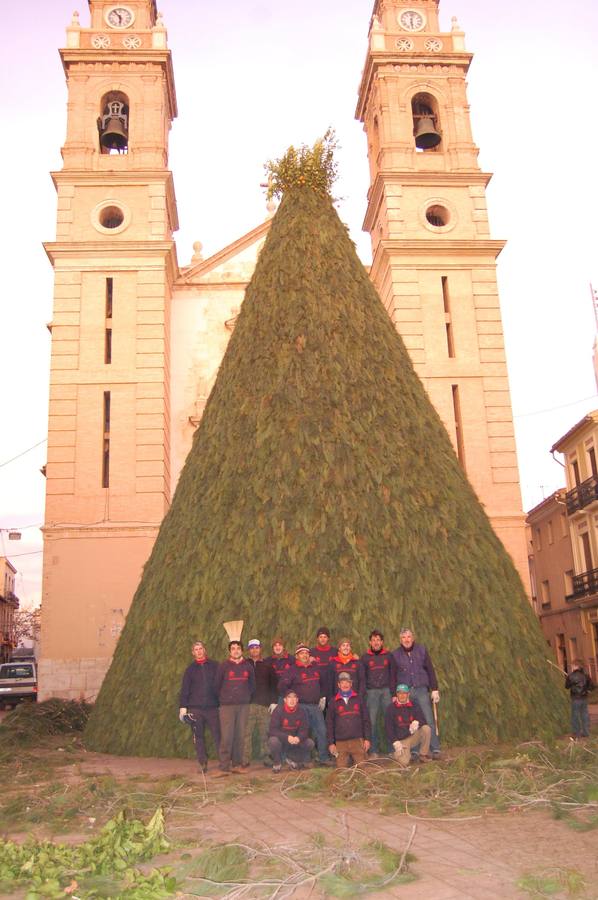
0;807;175;899
85;134;566;757
0;699;90;749
284;739;598;829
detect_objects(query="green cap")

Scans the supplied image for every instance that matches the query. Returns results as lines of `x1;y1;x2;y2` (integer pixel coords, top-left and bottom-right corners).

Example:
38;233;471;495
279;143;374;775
396;683;410;693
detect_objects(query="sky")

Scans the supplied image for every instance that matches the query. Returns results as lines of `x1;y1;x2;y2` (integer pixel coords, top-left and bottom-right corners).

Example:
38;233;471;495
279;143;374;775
1;0;597;608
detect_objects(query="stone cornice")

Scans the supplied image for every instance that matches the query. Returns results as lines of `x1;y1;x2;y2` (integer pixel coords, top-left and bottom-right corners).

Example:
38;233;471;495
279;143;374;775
44;239;180;282
370;239;506;280
60;47;178;119
356;50;472;121
42;523;160;539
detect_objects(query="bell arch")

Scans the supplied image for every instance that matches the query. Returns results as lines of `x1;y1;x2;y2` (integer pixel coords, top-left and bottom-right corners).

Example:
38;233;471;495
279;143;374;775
98;91;130;154
411;91;442;151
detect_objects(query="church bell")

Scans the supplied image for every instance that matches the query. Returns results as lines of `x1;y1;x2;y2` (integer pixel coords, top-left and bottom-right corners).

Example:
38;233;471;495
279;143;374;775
100;117;128;151
414;115;441;150
98;100;128;152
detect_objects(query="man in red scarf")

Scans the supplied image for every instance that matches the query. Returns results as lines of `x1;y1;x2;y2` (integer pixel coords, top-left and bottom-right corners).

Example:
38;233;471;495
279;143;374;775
178;641;220;773
327;638;363;699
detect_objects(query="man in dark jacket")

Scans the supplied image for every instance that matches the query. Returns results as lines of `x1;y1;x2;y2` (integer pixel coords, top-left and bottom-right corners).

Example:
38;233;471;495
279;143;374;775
360;629;396;756
213;641;255;776
327;672;371;767
385;683;432;766
264;637;294;701
309;627;337;702
392;628;440;758
267;689;314;772
327;638;363;700
179;641;220;773
565;659;594;739
279;643;332;765
243;638;277;765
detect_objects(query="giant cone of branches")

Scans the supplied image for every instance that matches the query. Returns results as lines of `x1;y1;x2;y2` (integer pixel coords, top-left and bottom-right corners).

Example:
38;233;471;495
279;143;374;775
86;136;565;756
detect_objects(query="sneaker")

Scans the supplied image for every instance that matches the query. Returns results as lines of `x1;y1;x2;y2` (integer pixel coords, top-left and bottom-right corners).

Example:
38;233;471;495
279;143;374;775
272;764;282;773
431;751;441;760
286;759;298;770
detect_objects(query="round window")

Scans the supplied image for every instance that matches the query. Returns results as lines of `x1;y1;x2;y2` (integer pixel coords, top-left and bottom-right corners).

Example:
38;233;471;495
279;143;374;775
91;200;131;235
425;205;449;227
99;206;125;229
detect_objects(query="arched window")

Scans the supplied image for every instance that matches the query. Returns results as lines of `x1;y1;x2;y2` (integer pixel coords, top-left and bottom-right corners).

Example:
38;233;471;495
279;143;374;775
411;93;441;151
98;91;129;155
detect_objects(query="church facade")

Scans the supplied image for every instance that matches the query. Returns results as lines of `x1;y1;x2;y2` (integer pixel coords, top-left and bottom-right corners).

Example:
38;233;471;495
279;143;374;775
40;0;528;700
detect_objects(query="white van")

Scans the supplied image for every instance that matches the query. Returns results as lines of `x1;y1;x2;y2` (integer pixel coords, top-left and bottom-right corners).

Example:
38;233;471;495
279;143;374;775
0;659;37;707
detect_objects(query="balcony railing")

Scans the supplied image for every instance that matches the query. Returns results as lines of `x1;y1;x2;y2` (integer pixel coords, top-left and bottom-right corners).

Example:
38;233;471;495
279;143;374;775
565;475;598;514
566;567;598;601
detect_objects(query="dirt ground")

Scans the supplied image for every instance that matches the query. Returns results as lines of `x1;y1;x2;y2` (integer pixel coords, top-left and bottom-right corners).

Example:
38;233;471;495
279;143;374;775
4;747;592;899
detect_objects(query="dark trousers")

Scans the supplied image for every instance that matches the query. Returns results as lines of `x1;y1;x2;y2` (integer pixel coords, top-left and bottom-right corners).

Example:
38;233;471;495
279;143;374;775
571;698;590;737
188;705;221;766
267;736;314;766
218;704;249;770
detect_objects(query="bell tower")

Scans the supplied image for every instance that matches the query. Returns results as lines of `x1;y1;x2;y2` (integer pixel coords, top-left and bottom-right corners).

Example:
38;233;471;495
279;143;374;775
40;0;179;698
357;0;529;587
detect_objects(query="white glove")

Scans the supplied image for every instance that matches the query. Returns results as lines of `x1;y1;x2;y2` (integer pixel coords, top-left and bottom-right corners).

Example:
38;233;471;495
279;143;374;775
393;740;402;753
178;707;187;722
431;690;440;703
318;697;326;711
268;703;277;714
409;720;419;734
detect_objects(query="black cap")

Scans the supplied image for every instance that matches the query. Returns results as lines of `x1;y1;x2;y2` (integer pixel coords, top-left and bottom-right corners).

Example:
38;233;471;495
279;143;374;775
316;626;330;637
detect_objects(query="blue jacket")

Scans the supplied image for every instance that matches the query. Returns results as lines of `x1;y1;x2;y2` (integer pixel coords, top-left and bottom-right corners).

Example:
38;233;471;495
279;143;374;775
179;658;220;709
392;643;438;691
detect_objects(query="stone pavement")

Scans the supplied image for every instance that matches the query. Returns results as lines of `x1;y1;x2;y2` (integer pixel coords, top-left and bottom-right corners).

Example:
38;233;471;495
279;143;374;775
190;773;598;899
80;753;598;899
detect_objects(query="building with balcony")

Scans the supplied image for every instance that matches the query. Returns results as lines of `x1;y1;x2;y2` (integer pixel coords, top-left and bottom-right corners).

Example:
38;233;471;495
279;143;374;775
527;411;598;680
0;558;19;663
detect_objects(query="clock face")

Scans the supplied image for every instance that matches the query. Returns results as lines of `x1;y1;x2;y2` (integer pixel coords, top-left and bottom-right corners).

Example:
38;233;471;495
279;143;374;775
399;9;426;32
105;6;135;28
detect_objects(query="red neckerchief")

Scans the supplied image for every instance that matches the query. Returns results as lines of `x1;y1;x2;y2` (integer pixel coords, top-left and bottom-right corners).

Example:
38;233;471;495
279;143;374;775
317;644;331;652
336;651;355;665
367;647;386;655
283;702;298;714
393;698;413;708
229;657;244;664
296;659;310;667
194;658;208;665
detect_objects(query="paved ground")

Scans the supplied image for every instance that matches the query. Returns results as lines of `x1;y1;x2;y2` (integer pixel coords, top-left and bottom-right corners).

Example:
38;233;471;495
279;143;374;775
78;752;598;899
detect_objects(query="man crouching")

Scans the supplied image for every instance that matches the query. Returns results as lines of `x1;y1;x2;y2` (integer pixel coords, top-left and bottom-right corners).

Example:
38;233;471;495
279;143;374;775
385;683;432;766
327;672;371;767
267;690;314;773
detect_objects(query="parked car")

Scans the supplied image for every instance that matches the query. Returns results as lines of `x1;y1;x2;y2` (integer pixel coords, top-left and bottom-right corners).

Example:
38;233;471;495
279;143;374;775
0;659;37;708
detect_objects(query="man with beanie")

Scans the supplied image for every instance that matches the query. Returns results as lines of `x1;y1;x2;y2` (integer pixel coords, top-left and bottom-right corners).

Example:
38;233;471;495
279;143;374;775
264;637;294;700
392;628;441;758
327;672;371;767
279;643;333;766
268;689;314;772
213;641;255;776
310;627;337;702
385;683;432;767
359;629;397;756
243;638;277;766
178;641;220;773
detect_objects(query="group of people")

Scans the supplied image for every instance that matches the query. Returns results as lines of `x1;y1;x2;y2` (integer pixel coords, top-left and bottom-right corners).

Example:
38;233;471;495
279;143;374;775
178;626;441;775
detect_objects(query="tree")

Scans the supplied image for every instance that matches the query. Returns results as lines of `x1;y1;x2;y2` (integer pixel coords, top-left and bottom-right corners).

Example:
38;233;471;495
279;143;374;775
12;606;40;648
85;136;565;757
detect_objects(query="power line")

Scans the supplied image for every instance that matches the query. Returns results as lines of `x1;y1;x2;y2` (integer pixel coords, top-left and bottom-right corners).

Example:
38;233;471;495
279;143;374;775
0;439;47;468
514;394;598;420
1;550;43;558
